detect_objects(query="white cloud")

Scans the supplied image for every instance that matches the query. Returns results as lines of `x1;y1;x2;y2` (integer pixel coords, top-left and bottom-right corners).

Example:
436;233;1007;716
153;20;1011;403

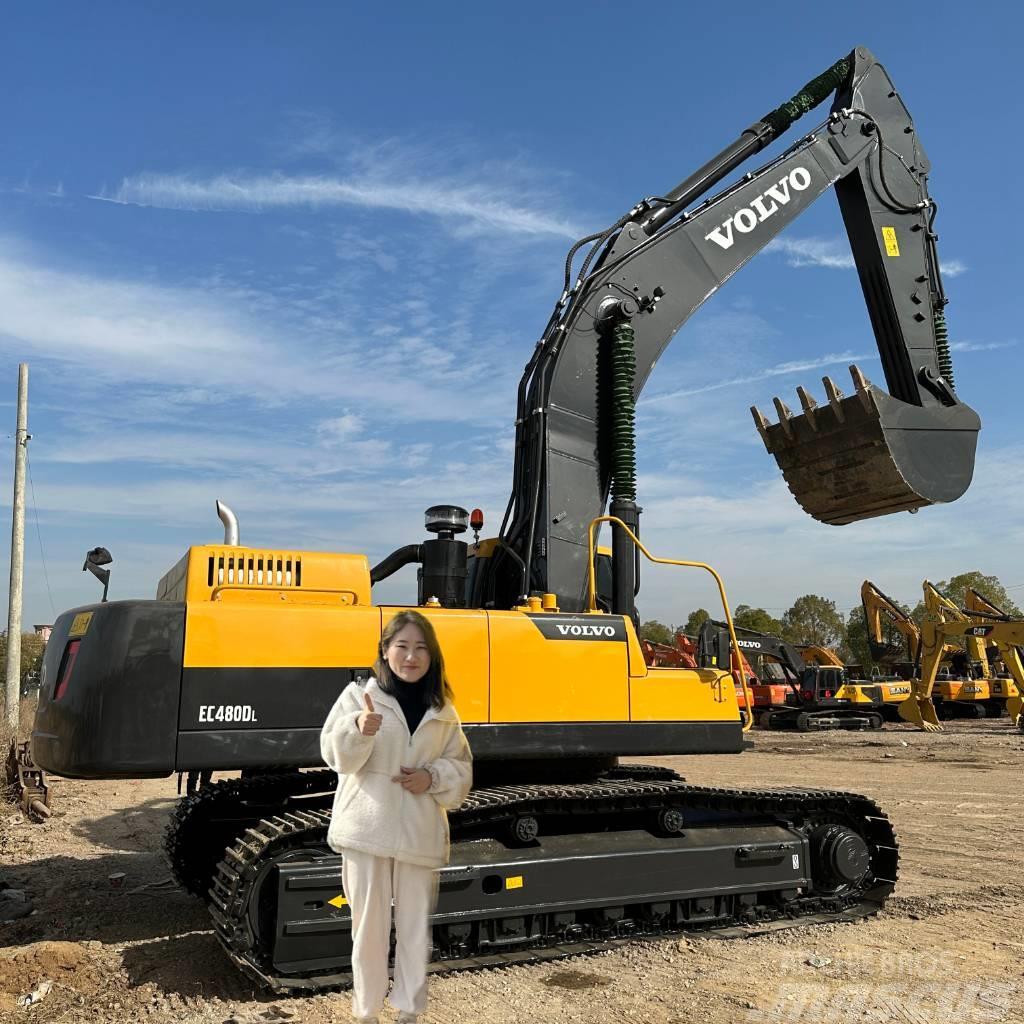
316;412;363;443
766;235;966;278
96;171;581;239
950;340;1017;353
642;351;875;405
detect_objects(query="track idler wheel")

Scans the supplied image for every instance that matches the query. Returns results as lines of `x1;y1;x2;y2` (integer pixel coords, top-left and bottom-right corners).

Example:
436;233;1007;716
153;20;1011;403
810;824;871;893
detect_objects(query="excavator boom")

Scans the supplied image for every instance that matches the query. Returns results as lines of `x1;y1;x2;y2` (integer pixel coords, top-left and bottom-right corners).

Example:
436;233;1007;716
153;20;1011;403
491;46;979;614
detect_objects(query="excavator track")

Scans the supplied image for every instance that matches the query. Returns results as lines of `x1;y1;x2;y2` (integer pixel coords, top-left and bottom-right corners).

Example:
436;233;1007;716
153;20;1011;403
203;767;898;993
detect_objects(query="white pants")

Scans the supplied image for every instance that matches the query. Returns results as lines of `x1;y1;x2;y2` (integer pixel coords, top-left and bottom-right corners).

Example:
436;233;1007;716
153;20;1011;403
341;848;438;1020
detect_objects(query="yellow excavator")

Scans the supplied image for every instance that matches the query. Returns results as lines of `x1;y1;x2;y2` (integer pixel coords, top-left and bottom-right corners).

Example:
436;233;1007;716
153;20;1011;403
30;48;979;991
962;587;1023;714
900;584;1024;732
799;644;910;721
861;580;992;719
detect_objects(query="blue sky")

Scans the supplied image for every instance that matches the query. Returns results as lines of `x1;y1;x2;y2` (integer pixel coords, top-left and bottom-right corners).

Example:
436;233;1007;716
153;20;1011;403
0;3;1020;630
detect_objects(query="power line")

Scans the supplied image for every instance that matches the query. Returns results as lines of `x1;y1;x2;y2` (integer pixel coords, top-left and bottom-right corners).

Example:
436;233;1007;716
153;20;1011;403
26;451;57;620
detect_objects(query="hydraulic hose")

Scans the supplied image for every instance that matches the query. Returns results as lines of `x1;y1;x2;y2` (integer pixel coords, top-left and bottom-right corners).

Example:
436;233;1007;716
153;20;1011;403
370;544;422;585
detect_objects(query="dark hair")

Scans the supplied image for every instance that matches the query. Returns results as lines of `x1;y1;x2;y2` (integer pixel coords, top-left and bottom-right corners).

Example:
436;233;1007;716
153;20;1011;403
373;610;454;710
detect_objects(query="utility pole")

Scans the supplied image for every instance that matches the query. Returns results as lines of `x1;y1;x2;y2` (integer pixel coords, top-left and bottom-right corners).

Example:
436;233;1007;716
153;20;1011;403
5;364;28;732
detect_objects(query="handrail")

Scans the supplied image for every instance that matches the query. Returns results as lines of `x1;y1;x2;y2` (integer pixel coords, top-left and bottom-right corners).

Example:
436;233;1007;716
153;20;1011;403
210;584;360;604
585;515;752;732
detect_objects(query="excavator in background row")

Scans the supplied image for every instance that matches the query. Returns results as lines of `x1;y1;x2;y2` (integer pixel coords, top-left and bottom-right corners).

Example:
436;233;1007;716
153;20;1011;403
798;645;911;721
900;583;1024;731
30;48;976;991
861;580;994;719
962;587;1023;712
716;624;885;730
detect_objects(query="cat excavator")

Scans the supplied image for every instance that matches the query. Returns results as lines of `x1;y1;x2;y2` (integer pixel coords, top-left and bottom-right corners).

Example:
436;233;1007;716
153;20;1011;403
900;584;1024;731
31;48;977;991
962;587;1023;715
861;580;992;718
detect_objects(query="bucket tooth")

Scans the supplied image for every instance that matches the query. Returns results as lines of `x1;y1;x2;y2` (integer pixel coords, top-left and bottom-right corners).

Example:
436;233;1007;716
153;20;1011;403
750;405;770;443
772;397;795;439
849;364;875;413
796;386;818;431
822;376;845;422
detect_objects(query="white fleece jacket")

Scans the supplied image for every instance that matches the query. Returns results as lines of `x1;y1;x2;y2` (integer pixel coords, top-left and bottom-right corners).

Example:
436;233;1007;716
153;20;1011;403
319;677;473;868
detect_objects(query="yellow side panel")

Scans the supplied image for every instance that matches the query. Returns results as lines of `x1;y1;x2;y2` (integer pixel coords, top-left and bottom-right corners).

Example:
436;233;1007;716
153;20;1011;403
381;607;489;724
487;611;628;723
630;667;738;723
185;604;381;669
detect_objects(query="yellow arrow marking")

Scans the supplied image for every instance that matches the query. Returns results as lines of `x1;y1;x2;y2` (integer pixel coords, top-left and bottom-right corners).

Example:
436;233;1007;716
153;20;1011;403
328;894;348;908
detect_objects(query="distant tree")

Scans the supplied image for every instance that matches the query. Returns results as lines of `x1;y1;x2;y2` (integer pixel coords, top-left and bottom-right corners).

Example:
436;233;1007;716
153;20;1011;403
0;632;46;694
683;608;710;636
640;620;675;646
733;604;784;637
845;606;873;669
781;595;846;649
909;572;1020;626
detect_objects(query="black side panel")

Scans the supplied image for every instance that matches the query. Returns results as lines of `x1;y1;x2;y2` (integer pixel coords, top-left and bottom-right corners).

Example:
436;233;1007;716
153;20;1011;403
176;667;370;771
32;601;185;779
465;721;744;758
176;719;744;773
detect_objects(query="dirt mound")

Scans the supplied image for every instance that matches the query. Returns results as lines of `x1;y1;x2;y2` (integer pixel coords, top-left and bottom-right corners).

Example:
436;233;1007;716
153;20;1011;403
0;940;108;1013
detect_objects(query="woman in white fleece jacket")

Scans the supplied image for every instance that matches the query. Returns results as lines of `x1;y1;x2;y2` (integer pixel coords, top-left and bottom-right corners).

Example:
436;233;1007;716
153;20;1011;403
320;609;472;1024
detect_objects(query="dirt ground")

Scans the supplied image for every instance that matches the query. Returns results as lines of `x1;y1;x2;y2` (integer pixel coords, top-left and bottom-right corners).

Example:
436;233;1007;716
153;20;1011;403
2;718;1023;1024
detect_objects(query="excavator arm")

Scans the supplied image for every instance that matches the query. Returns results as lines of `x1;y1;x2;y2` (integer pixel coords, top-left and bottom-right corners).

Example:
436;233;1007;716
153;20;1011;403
861;579;922;665
487;47;979;614
906;588;1024;731
963;588;1024;726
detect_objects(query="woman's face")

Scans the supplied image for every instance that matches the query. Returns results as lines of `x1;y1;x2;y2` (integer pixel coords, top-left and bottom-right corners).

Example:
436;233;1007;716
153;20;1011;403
385;622;431;683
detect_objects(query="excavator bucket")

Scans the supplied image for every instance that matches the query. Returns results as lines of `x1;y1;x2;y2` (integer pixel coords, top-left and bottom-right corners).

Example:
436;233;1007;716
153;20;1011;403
1008;694;1023;728
897;694;942;732
752;366;980;526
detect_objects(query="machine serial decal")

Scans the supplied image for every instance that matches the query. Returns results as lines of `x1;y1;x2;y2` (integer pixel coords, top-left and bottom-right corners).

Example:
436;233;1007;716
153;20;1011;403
527;614;627;641
704;166;813;250
68;612;93;637
198;704;259;724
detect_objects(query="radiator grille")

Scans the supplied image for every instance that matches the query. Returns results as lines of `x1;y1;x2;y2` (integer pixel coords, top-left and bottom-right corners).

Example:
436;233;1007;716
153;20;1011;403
208;552;302;588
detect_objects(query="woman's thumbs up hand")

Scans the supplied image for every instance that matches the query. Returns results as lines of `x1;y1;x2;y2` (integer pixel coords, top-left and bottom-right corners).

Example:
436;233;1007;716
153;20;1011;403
357;691;383;736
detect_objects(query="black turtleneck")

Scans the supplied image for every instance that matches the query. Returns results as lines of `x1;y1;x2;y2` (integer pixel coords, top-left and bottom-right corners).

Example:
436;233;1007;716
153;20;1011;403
392;678;429;735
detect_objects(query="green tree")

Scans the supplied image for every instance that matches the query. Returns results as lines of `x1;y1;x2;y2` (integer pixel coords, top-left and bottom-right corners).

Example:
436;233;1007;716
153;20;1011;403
0;632;46;693
682;608;710;636
845;605;873;669
639;620;675;645
733;604;784;637
781;595;846;649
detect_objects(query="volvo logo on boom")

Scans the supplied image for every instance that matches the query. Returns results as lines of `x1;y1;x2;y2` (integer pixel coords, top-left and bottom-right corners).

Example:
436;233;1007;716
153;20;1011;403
704;167;813;251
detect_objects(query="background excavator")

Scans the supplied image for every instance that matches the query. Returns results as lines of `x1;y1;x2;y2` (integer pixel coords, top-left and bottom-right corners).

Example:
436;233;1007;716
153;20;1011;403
798;645;910;721
861;580;993;719
715;624;885;730
30;48;976;991
962;587;1023;713
901;583;1024;731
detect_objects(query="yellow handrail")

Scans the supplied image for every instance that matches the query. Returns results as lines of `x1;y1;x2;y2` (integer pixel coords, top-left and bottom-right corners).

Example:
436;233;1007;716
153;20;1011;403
585;516;752;732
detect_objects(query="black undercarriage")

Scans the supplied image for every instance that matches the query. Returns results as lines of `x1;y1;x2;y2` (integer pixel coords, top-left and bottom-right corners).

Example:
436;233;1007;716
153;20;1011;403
165;764;898;993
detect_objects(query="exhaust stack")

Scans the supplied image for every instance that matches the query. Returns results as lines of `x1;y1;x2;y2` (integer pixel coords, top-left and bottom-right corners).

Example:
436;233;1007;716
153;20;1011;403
216;500;240;546
752;365;980;526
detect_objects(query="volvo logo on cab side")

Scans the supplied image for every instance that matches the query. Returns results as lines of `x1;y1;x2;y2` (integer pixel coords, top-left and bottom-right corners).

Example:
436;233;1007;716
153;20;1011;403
704;166;813;251
528;614;627;642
